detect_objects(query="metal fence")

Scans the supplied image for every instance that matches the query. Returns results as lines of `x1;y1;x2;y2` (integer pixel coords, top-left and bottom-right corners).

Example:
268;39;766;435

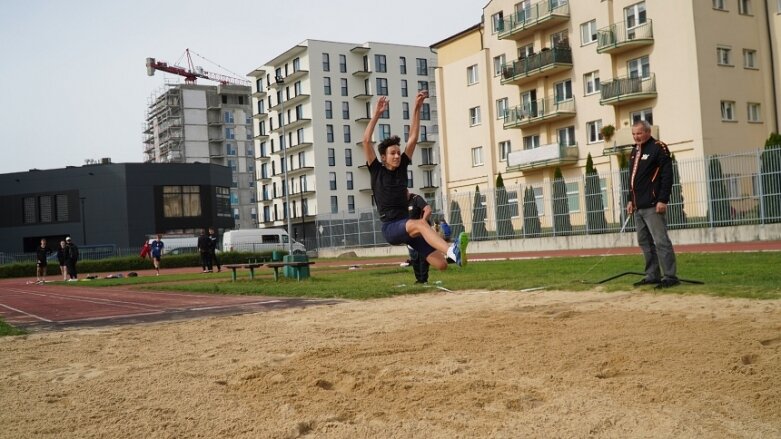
315;147;781;248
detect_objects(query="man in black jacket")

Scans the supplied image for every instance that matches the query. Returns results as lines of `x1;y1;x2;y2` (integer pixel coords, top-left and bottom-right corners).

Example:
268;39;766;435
626;120;679;289
197;229;213;273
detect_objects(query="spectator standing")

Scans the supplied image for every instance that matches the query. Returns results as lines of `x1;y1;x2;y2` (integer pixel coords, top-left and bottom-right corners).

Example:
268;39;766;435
197;229;213;273
56;240;68;281
35;238;51;284
208;228;221;273
150;235;164;276
64;237;79;281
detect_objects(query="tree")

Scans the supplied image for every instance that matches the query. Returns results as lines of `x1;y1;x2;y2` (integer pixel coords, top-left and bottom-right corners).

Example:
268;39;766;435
471;185;488;240
495;173;515;238
760;133;781;223
584;154;608;233
707;155;733;226
551;167;572;235
522;186;541;237
667;153;688;229
448;199;465;239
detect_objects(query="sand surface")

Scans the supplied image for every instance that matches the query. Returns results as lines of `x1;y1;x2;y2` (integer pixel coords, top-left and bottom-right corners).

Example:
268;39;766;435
1;289;780;438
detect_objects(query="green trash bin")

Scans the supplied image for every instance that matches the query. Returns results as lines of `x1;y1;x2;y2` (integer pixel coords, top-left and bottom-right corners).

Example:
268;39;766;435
271;251;283;262
283;254;310;280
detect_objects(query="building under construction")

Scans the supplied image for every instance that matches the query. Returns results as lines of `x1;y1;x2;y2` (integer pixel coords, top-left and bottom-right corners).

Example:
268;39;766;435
143;83;257;229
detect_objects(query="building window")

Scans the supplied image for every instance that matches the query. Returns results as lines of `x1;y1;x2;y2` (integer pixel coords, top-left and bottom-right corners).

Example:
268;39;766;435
496;98;509;119
584;71;600;95
328;147;336;166
586;120;603;143
346;172;354;190
631;108;654;125
379;124;391;140
554;79;573;102
499;140;511;161
342;102;350;119
340;78;348;96
347;195;355;213
345;148;353;166
399;56;407;74
416;58;428;75
558;126;576;146
744;49;757;69
296;128;305;144
491;11;504;33
330;196;338;213
493;54;506;76
469;106;481;126
721;100;736;121
376;78;389;95
566;182;581;213
325;100;332;119
343;125;351;143
407;170;414;188
518;43;534;59
375;54;387;73
339;54;347;73
163;186;202;218
628;55;650;78
467;64;479;85
738;0;751;15
329;172;337;190
223;110;234;123
747;102;761;122
323;77;331;95
225;127;235;140
322;53;330;71
550;29;569;49
418;80;429;92
713;0;726;10
401;79;408;97
403;125;410;142
216;187;231;218
523;135;540;150
580;20;597;45
421;104;430;120
471;146;484;166
421;147;434;164
717;46;732;66
326;125;334;143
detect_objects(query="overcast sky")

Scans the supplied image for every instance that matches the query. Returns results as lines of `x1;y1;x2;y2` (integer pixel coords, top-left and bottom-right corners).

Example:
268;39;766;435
0;0;483;174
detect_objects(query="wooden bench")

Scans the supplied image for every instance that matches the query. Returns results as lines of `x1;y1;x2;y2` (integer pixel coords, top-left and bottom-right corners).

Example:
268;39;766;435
265;261;315;281
223;263;264;281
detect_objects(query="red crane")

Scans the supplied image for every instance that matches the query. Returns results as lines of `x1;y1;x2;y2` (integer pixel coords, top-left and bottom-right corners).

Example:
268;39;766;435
146;49;250;87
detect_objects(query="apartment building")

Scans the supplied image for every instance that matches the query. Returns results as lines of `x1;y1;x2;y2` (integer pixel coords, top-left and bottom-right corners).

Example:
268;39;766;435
248;40;440;244
143;84;257;229
434;0;780;202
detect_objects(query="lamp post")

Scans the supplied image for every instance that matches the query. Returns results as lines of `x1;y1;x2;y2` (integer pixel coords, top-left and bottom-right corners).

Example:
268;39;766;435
275;74;293;255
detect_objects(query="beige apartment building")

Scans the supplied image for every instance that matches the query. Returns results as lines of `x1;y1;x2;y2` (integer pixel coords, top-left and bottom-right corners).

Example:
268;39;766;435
433;0;781;205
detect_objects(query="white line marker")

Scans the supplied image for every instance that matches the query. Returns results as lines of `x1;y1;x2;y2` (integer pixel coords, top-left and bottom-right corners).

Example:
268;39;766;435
0;303;53;322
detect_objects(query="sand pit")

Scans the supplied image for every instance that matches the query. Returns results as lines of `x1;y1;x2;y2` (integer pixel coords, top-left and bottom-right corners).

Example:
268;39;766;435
1;289;780;438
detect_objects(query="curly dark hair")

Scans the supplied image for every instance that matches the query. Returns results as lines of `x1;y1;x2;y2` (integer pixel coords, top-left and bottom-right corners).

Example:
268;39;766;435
378;135;401;156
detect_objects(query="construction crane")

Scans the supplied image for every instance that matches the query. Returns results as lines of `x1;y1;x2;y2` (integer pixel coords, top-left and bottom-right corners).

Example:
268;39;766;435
146;48;250;87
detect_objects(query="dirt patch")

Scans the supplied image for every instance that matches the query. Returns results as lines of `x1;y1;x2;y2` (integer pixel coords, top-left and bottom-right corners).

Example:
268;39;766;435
1;289;779;438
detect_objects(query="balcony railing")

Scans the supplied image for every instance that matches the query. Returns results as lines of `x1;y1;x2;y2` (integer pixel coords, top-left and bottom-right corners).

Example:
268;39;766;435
599;73;657;105
597;20;654;55
504;97;576;129
497;0;570;41
501;48;573;86
507;142;578;171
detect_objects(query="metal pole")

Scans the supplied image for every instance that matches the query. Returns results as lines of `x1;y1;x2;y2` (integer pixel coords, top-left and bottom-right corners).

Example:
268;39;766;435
79;197;87;244
276;75;292;255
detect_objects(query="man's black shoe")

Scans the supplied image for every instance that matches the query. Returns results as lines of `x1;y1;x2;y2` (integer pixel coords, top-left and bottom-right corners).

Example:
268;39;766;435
655;278;681;289
633;278;661;287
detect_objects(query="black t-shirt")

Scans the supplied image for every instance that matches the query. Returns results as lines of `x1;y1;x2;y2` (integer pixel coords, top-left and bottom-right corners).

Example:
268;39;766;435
368;153;411;222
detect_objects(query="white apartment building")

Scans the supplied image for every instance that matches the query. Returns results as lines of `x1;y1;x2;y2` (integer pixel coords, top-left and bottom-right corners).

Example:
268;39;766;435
434;0;780;204
143;84;257;230
248;40;440;245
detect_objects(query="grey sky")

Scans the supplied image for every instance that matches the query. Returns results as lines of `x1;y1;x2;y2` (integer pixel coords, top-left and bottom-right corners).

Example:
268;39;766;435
0;0;483;174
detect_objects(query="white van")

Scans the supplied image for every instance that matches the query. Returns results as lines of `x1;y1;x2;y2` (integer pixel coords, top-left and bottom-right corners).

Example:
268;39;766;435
221;228;306;254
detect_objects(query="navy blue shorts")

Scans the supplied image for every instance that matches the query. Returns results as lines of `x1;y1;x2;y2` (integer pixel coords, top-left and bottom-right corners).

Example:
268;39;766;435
381;219;436;259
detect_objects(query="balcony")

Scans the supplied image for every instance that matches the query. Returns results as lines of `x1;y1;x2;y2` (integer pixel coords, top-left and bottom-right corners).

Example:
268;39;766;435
353;92;373;100
285;141;313;154
501;48;573;86
503;97;576;129
352;69;372;78
507;142;578;171
417;134;437;145
285;165;314;177
597;20;654;55
497;0;570;41
418;160;438;169
599;73;657;106
273;117;311;132
269;93;310;112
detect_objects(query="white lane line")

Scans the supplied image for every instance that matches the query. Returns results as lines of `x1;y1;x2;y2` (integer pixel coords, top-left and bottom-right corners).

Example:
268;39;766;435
0;303;53;323
190;300;283;311
5;288;166;311
57;311;166;324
